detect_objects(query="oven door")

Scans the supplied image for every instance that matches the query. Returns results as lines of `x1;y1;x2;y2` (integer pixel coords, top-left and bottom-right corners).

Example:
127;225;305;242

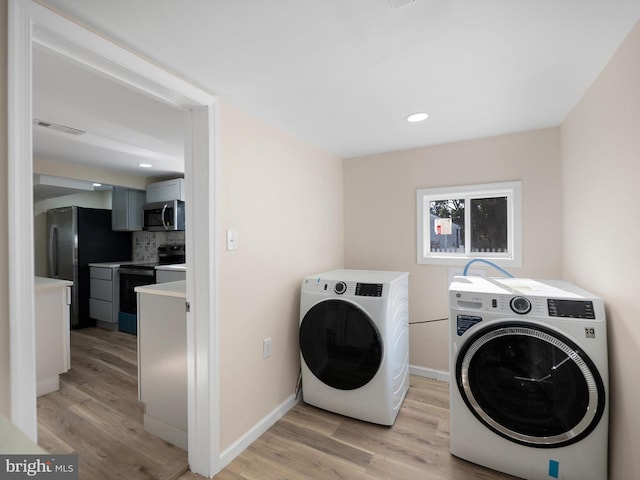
118;268;156;334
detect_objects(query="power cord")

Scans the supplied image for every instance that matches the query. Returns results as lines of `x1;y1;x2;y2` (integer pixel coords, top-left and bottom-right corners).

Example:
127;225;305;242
409;317;448;325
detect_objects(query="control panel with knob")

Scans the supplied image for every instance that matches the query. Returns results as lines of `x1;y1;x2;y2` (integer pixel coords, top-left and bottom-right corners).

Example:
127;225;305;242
510;296;532;315
334;281;347;295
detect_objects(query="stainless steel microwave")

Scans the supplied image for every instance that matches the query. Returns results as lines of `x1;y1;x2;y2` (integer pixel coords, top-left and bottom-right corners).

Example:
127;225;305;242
143;200;185;231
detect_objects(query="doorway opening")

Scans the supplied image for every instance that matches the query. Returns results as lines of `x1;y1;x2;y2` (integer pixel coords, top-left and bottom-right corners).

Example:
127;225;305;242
8;0;219;476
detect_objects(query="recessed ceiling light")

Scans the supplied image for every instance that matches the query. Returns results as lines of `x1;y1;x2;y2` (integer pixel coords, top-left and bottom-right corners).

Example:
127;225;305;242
93;183;102;187
407;112;429;123
138;163;153;168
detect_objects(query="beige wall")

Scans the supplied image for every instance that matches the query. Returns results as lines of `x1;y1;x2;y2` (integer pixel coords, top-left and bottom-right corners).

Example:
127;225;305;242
561;20;640;480
0;0;10;417
217;100;344;450
344;128;563;371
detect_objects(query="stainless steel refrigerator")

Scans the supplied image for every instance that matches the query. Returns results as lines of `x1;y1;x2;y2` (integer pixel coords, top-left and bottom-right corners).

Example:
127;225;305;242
47;206;132;328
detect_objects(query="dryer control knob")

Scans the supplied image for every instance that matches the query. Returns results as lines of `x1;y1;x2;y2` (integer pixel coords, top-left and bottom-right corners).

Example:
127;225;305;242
334;281;347;295
510;296;532;315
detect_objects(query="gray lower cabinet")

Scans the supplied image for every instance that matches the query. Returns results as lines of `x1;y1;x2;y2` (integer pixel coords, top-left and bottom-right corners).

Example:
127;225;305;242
155;269;186;283
89;265;120;329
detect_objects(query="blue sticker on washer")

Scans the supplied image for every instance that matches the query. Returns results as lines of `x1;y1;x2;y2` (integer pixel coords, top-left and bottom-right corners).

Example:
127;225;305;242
548;459;559;478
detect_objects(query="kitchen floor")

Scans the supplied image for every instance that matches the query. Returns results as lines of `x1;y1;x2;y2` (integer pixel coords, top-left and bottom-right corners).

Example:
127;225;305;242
37;328;188;480
38;329;516;480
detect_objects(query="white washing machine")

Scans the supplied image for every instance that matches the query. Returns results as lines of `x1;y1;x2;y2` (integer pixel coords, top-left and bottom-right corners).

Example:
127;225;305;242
449;276;609;480
299;269;409;425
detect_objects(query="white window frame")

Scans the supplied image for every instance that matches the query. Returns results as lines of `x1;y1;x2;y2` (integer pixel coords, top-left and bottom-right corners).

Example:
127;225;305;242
416;181;522;266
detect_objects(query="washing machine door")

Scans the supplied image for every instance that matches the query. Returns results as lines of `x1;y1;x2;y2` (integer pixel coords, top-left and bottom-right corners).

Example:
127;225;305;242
456;322;605;448
300;299;382;390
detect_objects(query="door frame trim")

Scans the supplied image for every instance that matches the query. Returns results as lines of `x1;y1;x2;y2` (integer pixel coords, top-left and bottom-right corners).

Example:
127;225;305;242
8;0;220;475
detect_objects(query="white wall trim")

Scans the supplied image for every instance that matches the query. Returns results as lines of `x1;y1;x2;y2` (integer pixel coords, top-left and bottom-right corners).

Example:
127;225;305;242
409;365;450;383
218;394;300;470
8;0;38;442
8;1;219;476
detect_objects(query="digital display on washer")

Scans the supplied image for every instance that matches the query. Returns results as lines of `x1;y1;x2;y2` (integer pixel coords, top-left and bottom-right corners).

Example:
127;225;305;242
547;299;595;319
355;283;383;297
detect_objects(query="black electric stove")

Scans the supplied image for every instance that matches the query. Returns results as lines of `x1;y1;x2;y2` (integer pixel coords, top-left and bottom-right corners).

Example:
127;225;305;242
118;244;185;334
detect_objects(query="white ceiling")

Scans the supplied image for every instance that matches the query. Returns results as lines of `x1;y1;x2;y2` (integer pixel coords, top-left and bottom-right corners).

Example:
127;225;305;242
35;0;640;168
33;45;185;177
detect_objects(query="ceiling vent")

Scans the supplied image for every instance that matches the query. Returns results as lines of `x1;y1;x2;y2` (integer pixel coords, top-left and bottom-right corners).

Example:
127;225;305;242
390;0;416;8
33;118;86;136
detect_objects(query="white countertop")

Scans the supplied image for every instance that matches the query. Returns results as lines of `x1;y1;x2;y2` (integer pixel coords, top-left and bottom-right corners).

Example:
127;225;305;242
155;263;186;272
135;280;186;299
88;260;140;268
35;276;73;291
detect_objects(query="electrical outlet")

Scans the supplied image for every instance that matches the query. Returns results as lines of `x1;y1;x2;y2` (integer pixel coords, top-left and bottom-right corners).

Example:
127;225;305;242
263;337;272;359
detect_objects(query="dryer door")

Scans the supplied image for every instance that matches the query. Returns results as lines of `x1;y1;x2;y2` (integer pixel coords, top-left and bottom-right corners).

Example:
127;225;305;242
300;299;382;390
456;322;605;448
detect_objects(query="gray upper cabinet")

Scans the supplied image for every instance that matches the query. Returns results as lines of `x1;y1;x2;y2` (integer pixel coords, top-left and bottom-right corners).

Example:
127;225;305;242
146;178;185;203
112;186;146;231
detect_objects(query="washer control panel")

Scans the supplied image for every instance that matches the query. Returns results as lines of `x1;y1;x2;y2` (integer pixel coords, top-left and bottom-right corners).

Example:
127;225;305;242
547;299;595;319
355;283;383;297
510;296;532;315
334;281;347;294
306;279;385;297
453;292;596;319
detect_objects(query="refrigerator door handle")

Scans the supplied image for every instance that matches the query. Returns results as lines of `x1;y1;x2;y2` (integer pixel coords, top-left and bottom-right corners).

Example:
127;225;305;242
48;223;59;278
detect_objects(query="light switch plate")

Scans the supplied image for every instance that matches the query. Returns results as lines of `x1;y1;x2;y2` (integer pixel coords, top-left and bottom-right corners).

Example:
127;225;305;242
226;228;238;250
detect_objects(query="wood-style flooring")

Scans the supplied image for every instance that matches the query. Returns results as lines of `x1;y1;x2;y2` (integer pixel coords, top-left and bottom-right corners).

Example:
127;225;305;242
211;376;517;480
38;328;517;480
37;328;189;480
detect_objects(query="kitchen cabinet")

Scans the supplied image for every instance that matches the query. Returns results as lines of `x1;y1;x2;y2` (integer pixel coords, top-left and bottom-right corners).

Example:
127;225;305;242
146;178;185;203
35;277;72;396
112;186;145;231
89;263;123;330
156;264;186;283
136;281;187;449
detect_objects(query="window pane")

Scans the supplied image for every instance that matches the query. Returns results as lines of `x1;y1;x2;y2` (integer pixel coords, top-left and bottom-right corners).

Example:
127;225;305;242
429;199;465;253
470;197;508;253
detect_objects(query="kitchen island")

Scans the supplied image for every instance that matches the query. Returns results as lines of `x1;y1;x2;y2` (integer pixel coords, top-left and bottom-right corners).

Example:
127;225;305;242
35;276;73;396
135;280;187;449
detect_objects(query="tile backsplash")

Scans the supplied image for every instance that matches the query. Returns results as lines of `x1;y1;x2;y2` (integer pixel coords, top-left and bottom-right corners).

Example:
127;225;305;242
133;231;185;262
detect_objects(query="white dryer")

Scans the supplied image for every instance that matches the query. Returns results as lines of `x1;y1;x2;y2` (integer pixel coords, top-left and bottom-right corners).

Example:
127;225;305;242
299;269;409;426
449;276;609;480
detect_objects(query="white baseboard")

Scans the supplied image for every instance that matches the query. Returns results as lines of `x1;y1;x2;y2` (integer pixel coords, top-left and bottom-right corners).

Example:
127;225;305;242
409;365;450;383
218;393;300;470
143;414;187;451
217;368;448;471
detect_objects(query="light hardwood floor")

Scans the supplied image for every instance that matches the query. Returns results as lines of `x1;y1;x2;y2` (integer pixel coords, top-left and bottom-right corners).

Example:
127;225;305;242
37;328;189;480
209;376;517;480
39;329;516;480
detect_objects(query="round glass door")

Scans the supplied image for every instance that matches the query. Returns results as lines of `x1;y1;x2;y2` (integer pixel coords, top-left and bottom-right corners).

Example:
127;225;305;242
300;299;382;390
456;322;605;448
